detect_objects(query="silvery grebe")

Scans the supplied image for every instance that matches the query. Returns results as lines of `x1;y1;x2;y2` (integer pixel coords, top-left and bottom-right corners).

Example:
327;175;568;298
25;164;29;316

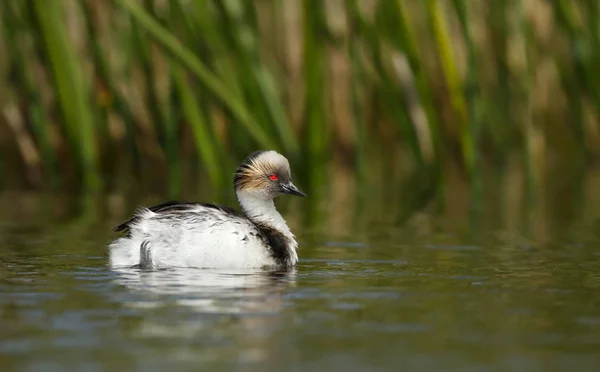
108;150;306;269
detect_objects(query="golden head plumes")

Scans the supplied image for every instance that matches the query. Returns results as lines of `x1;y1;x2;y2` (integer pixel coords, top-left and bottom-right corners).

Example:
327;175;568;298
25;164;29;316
233;150;305;199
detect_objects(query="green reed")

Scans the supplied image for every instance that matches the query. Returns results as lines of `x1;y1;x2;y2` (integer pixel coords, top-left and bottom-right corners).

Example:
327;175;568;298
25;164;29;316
452;0;483;210
0;0;598;205
1;1;55;186
31;0;100;190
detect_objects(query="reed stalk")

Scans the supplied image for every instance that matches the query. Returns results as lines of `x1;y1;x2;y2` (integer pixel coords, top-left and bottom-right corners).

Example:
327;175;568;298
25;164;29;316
0;0;598;199
425;0;472;176
113;0;278;150
486;1;513;159
301;0;329;194
346;0;367;181
1;1;56;186
452;0;483;205
372;1;425;168
515;0;539;201
555;0;597;158
392;0;443;168
145;0;182;197
345;1;424;169
80;0;141;173
215;0;299;158
168;0;226;190
31;0;100;190
172;65;224;190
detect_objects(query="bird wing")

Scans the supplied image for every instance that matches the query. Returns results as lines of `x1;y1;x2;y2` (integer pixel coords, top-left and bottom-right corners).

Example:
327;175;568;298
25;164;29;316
112;200;240;236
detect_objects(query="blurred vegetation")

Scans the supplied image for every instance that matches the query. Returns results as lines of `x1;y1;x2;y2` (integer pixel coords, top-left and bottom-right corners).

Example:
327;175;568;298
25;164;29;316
0;0;599;205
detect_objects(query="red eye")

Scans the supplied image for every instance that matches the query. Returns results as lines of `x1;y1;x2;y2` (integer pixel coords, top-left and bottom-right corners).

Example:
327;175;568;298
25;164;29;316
269;174;278;181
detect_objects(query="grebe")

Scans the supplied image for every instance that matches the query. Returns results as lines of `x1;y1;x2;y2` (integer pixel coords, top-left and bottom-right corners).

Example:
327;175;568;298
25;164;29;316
108;150;306;270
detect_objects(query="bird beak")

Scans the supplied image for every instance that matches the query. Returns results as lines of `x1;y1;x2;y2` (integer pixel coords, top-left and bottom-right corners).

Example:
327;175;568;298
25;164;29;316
281;182;306;197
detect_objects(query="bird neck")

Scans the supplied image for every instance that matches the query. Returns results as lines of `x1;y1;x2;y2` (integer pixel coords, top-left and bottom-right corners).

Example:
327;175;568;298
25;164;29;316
236;193;288;234
236;192;298;266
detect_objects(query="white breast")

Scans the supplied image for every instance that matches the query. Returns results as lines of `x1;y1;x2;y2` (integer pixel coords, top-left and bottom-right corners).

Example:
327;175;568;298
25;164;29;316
108;206;277;269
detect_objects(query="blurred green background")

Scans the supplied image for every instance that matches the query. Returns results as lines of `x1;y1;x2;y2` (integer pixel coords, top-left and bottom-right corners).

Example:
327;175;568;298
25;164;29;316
4;4;600;369
1;0;599;211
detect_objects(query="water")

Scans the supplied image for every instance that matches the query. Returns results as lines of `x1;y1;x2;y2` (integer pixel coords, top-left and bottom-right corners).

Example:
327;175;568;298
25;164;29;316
2;188;600;372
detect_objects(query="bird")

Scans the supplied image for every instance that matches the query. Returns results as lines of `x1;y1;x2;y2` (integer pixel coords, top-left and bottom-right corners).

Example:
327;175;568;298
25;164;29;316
108;150;306;270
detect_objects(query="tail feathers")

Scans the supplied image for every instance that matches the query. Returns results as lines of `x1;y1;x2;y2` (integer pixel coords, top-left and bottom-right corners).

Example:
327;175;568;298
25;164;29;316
139;240;153;269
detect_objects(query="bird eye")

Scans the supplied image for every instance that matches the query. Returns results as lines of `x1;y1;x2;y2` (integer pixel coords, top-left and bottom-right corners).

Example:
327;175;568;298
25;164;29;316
269;174;278;181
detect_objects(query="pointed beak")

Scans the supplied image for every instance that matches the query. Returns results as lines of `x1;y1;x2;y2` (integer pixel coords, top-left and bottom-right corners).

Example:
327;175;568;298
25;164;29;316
281;182;306;197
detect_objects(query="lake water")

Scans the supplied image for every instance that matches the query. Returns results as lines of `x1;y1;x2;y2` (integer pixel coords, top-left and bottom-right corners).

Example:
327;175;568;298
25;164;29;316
2;180;600;371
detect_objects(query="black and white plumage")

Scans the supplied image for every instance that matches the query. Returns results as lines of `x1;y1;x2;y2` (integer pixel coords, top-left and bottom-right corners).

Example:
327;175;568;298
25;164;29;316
108;150;306;269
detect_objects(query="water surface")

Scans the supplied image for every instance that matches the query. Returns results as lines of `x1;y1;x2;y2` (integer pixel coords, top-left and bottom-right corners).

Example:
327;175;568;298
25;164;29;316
2;190;600;371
